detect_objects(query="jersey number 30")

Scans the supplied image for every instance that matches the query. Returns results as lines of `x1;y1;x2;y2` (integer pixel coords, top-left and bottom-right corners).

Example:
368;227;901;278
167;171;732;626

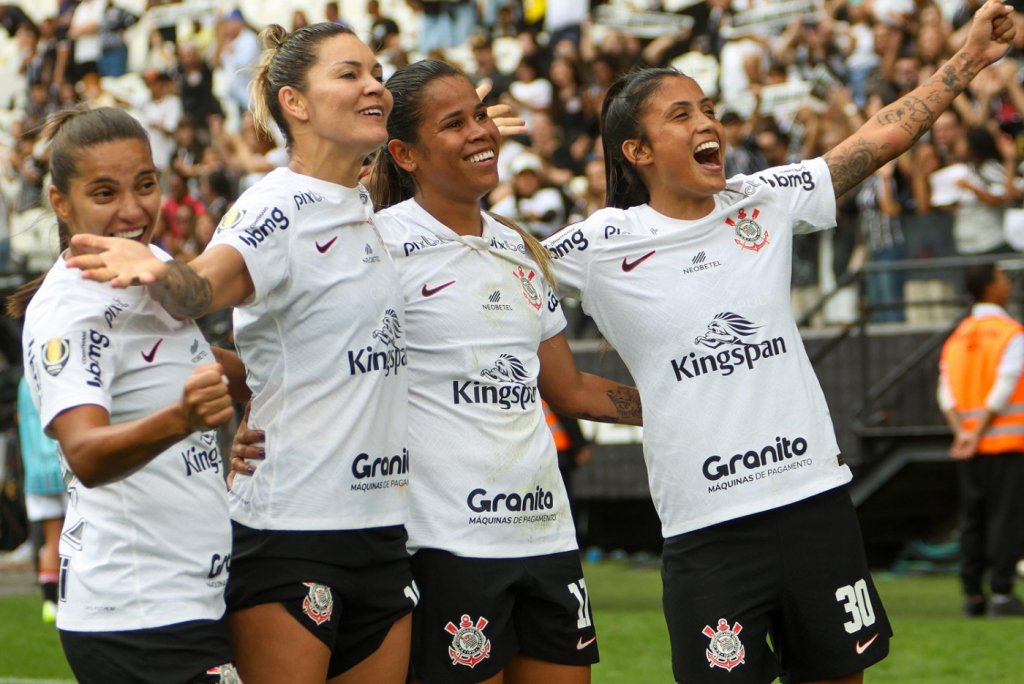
835;579;876;634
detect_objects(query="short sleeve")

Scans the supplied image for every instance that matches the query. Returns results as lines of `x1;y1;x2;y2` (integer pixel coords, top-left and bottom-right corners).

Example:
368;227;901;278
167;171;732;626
753;158;837;235
206;197;294;306
543;223;593;301
25;322;118;433
540;275;567;342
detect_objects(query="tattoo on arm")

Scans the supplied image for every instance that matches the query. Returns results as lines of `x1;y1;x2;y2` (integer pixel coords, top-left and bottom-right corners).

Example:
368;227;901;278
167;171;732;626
149;260;213;319
606;386;642;422
574;412;619;424
823;138;889;198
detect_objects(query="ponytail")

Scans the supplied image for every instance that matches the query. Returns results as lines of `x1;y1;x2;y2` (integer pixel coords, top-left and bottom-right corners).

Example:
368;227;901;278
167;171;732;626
488;212;554;286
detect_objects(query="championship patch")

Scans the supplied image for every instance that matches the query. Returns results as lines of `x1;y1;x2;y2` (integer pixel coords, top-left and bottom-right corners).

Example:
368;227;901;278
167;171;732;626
301;582;334;626
445;614;492;668
41;338;70;376
703;618;745;671
216;208;246;233
205;663;241;684
513;265;542;310
727;208;769;252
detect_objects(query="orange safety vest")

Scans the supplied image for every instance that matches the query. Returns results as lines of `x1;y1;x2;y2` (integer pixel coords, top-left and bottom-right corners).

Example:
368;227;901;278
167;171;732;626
542;400;572;451
940;314;1024;454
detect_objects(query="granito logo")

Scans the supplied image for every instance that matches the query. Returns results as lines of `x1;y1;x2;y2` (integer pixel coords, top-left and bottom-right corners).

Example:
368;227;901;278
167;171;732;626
467;485;555;512
404;233;451;257
702;435;809;481
347;309;407;376
237;207;290;248
756;168;815;191
454;354;538;410
671;313;787;381
293;190;324;210
546;227;589;259
351;448;410;480
80;330;110;387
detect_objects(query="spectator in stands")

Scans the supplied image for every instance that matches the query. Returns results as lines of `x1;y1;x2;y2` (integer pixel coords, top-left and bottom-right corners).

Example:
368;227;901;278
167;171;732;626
98;0;137;77
491;152;566;238
469;34;511;107
175;42;223;131
367;0;400;52
138;70;182;172
939;263;1024;617
950;126;1017;255
67;0;105;83
162;169;206;244
292;10;309;32
214;10;260;116
0;4;33;37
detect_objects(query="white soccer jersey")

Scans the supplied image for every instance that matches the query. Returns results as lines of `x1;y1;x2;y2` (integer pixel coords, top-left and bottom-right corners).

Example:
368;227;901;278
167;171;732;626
543;158;852;538
374;200;576;558
23;246;231;632
208;168;408;531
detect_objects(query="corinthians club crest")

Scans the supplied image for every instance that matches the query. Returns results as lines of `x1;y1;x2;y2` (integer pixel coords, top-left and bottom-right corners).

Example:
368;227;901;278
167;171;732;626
513;266;542;310
703;618;746;671
302;582;334;626
726;208;768;252
205;664;242;684
445;614;492;668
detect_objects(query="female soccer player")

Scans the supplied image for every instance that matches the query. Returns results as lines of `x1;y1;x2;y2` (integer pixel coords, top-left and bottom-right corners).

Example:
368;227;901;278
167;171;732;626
66;23;414;684
11;106;243;684
233;60;642;684
540;2;1016;683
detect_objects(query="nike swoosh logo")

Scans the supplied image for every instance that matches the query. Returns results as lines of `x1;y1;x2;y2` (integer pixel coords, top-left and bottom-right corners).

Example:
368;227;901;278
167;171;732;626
422;280;456;297
141;338;163;363
315;236;339;253
576;636;597;650
855;633;879;654
622;250;656;272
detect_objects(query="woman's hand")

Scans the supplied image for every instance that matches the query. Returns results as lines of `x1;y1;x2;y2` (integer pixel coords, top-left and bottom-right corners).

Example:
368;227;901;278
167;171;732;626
180;364;234;432
229;403;264;480
67;234;169;288
477;82;528;137
963;0;1016;69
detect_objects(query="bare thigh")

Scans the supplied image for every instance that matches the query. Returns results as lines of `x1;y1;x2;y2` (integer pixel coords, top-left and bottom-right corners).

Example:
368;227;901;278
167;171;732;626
229;603;331;684
328;613;412;684
504;654;591;684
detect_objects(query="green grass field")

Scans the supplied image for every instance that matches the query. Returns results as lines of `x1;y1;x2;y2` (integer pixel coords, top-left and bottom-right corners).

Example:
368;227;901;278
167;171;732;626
1;564;1023;682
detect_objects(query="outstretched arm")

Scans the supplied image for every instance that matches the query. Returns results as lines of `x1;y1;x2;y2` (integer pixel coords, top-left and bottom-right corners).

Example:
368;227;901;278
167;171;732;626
823;0;1015;198
537;333;642;426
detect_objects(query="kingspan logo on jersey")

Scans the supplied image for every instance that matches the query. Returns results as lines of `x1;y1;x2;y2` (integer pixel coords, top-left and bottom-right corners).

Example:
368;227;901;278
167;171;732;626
454;354;539;410
236;206;290;249
182;431;221;477
670;313;787;382
347;309;408;377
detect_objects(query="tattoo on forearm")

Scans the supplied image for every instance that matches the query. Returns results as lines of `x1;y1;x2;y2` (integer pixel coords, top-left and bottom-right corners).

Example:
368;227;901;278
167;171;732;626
606;386;642;421
150;260;213;319
575;412;619;424
823;138;889;198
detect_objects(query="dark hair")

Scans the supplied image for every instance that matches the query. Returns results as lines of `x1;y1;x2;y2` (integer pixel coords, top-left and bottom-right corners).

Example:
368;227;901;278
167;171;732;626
206;169;233;201
601;67;687;209
367;59;553;283
7;106;151;318
965;263;999;302
964;125;1000;166
251;22;357;149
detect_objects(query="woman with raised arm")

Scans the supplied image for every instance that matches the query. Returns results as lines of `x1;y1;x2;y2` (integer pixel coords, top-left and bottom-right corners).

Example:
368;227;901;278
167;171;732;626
541;2;1015;683
67;23;416;684
10;106;245;684
231;60;643;684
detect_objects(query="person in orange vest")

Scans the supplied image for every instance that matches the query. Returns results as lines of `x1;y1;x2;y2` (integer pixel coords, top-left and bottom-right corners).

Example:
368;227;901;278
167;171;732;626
939;263;1024;617
543;400;592;531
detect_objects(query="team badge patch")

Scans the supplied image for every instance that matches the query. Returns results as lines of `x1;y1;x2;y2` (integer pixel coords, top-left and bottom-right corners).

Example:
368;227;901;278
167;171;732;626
301;582;334;626
703;618;745;671
205;663;241;684
42;338;70;376
445;614;492;668
513;266;542;310
727;208;769;252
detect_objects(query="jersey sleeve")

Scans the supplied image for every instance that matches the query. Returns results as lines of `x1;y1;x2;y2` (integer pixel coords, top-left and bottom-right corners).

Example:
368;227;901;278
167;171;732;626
755;158;837;235
540;273;567;342
206;194;294;306
543;222;593;301
24;313;118;433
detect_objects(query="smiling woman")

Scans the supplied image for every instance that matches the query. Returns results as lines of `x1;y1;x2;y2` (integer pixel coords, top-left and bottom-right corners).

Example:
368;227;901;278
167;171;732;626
62;23;415;684
7;106;245;684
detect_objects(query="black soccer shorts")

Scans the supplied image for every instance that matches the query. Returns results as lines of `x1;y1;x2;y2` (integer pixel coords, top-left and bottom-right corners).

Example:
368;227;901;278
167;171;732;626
60;618;236;684
226;522;416;678
662;485;892;684
409;548;600;684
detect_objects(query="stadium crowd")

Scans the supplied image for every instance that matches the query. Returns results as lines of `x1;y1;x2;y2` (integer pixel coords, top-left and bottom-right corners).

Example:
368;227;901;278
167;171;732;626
0;0;1022;331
